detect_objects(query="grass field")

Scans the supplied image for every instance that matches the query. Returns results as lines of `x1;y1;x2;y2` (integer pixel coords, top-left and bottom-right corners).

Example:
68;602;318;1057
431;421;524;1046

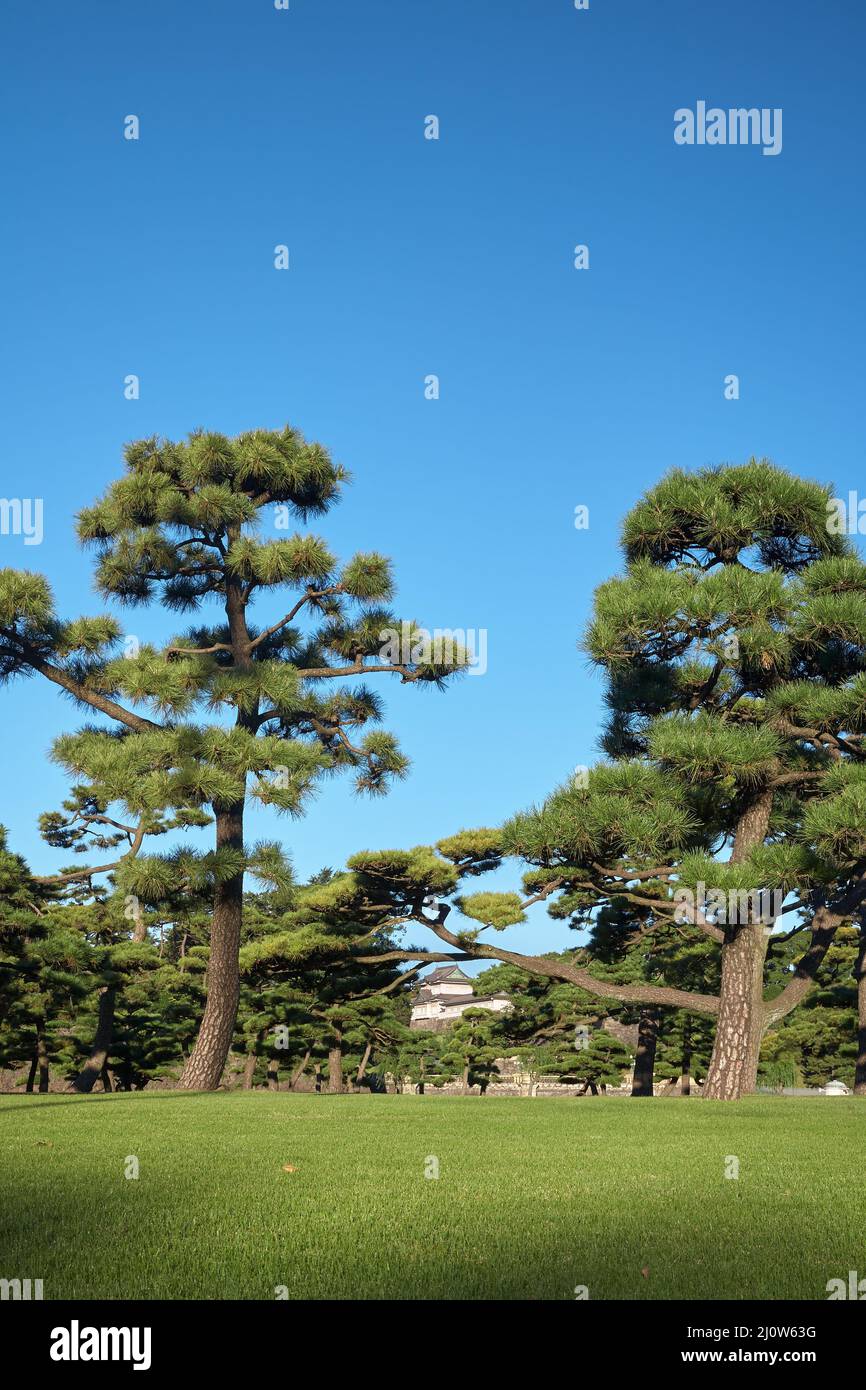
1;1092;863;1301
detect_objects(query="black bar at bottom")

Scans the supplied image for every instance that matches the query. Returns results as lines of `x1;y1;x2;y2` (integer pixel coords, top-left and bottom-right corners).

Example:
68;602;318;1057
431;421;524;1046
2;1298;857;1376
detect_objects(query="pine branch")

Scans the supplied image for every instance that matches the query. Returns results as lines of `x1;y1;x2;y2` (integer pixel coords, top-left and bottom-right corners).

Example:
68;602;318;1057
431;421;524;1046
25;652;162;733
32;817;148;886
248;586;344;652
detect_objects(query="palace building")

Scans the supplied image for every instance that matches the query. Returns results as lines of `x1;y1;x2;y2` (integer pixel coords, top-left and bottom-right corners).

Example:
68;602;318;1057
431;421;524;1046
409;965;512;1032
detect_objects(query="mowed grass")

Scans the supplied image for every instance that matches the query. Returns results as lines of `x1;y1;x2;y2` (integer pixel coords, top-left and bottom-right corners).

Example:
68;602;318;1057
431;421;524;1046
0;1092;864;1300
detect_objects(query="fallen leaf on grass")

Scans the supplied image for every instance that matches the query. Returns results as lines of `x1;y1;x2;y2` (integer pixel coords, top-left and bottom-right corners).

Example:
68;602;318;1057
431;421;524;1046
282;1164;297;1173
641;1266;650;1279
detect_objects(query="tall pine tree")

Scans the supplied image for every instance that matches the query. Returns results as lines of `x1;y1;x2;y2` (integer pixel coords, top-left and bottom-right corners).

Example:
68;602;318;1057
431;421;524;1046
0;425;466;1088
327;462;866;1099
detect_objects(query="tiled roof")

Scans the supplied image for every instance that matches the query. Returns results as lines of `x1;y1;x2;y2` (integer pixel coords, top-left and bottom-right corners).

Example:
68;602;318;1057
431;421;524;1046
425;965;472;984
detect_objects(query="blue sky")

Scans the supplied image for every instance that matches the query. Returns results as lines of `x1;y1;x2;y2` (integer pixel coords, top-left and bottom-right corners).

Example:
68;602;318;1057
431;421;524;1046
1;0;864;963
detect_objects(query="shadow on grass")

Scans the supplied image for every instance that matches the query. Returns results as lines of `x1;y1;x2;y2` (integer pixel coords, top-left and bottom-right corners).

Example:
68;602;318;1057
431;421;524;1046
0;1092;225;1115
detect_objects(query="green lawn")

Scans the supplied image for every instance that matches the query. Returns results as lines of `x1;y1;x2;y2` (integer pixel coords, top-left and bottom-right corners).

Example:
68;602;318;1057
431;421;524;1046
0;1092;863;1300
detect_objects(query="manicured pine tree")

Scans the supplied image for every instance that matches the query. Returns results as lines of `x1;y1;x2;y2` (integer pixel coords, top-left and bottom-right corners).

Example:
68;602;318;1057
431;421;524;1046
438;1009;502;1094
581;901;719;1095
759;1005;857;1089
855;927;866;1095
0;826;53;999
376;1028;446;1094
816;916;866;1095
239;873;419;1091
99;958;200;1091
579;460;866;1097
653;1013;716;1094
538;1030;634;1095
759;922;860;1090
311;966;410;1093
0;829;68;1090
0;821;205;1092
48;895;146;1092
235;982;316;1090
0;820;153;1091
470;958;611;1074
231;889;314;1089
0;426;466;1089
323;462;866;1099
38;786;208;1091
315;992;411;1092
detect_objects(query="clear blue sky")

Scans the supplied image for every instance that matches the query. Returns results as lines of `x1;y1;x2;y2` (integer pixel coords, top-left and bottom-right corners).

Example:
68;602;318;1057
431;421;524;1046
1;0;864;961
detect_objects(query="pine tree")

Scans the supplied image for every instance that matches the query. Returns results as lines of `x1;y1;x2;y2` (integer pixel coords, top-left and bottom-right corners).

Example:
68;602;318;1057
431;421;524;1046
653;1013;715;1094
238;872;420;1091
582;903;719;1095
329;462;866;1099
579;459;866;1097
376;1029;445;1094
38;785;206;1091
759;922;860;1090
0;426;466;1089
0;829;71;1090
438;1009;502;1093
544;1031;634;1095
0;815;208;1093
759;1005;857;1089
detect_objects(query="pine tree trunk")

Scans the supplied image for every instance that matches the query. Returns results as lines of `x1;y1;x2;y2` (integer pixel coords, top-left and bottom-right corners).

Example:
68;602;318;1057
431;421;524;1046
289;1050;310;1090
178;804;244;1091
704;789;774;1101
73;986;116;1094
37;1029;49;1093
355;1040;372;1086
242;1050;257;1090
704;922;768;1100
314;1062;322;1093
25;1049;37;1093
267;1057;279;1090
855;932;866;1096
631;1008;659;1097
100;1065;113;1092
461;1064;470;1094
328;1032;343;1093
680;1026;692;1096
